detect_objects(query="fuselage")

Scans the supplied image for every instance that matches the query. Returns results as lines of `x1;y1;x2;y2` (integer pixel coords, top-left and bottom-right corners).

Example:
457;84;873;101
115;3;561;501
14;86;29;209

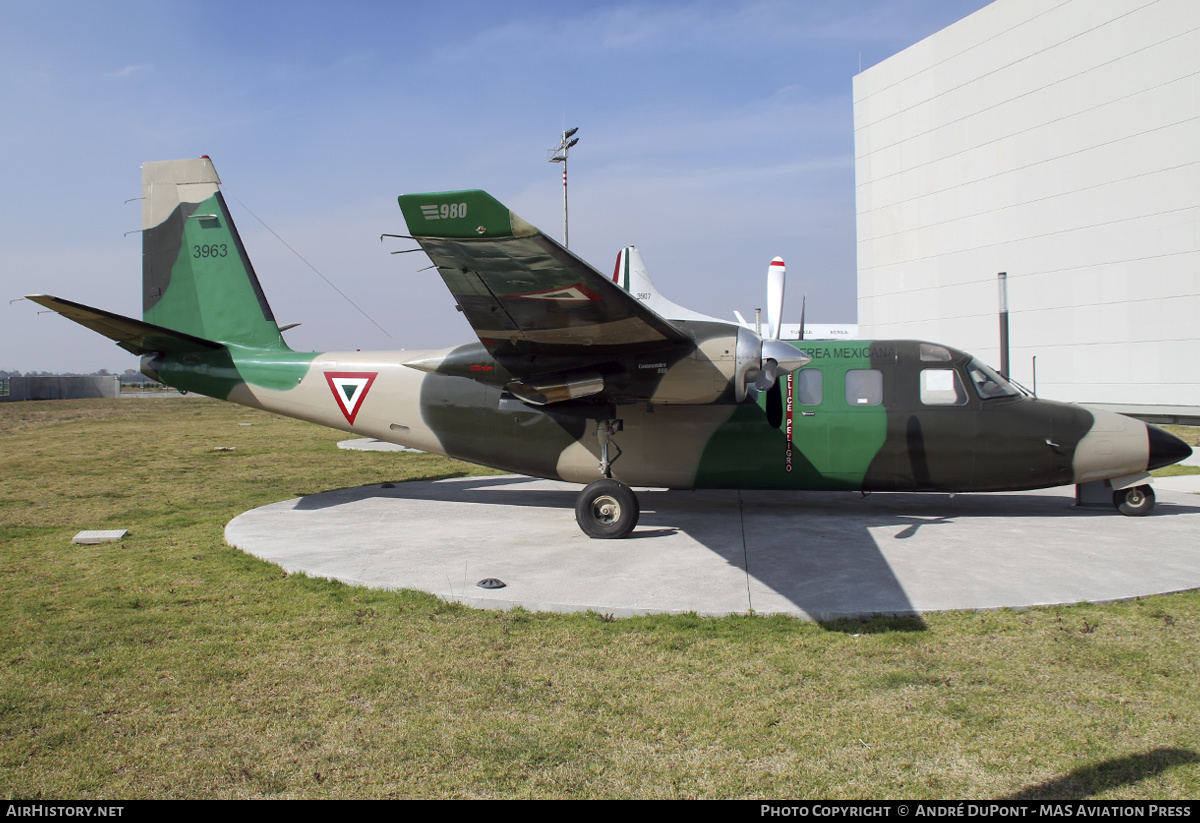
146;337;1188;495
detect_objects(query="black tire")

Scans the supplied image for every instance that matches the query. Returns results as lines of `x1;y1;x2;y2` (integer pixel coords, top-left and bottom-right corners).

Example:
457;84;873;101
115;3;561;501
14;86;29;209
575;479;640;539
1114;484;1155;516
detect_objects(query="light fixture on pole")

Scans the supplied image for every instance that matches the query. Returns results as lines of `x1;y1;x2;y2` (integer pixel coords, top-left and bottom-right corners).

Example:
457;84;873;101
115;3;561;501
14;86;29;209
547;127;579;248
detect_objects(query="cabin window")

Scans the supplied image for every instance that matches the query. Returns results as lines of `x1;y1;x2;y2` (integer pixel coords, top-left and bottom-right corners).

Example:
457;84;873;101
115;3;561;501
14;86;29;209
920;369;968;406
919;343;952;362
795;369;822;405
845;369;883;406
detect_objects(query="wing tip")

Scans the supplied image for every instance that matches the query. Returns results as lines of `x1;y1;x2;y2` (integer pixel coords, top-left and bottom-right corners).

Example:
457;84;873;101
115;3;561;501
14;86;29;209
398;189;538;239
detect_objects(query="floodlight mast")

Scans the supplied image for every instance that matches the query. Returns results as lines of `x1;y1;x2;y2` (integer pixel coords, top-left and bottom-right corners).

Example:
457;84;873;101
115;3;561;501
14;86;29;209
547;127;579;248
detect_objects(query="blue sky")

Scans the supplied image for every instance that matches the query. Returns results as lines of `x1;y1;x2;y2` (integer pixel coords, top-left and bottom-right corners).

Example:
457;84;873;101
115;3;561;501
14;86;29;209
2;0;990;372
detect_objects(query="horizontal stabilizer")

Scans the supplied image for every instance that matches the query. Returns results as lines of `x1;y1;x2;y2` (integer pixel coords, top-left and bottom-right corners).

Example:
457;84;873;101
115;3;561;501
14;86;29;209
397;190;691;367
26;294;224;356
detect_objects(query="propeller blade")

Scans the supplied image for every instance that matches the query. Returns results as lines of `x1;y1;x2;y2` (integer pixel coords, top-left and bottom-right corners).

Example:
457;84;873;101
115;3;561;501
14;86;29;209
798;294;806;341
767;257;786;340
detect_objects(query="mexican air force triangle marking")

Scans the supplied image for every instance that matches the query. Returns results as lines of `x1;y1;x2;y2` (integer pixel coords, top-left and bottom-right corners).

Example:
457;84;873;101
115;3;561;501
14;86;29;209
324;372;378;424
508;283;603;302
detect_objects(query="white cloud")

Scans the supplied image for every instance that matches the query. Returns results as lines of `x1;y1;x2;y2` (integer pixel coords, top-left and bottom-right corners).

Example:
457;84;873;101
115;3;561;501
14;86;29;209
106;63;150;79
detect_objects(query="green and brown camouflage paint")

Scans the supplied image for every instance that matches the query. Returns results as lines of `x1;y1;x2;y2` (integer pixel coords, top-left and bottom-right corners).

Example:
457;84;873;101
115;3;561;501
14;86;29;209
27;158;1191;508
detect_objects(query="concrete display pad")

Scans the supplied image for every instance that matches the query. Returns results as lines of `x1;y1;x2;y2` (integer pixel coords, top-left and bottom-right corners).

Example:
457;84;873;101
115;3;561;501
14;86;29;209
225;477;1200;620
336;438;423;453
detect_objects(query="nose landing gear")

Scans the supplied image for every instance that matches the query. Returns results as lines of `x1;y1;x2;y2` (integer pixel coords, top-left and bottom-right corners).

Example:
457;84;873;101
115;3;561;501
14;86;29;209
1077;475;1158;516
1114;484;1155;516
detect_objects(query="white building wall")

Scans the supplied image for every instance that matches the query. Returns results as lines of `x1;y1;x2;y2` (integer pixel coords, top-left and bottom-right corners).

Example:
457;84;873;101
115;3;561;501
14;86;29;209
854;0;1200;408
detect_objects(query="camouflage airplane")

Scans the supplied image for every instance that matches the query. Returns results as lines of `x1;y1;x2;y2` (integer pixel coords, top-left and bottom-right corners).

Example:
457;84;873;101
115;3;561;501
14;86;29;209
28;157;1193;538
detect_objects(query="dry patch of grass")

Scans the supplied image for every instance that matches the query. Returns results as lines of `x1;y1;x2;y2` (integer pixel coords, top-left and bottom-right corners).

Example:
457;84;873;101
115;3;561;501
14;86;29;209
1152;465;1200;477
2;399;1199;798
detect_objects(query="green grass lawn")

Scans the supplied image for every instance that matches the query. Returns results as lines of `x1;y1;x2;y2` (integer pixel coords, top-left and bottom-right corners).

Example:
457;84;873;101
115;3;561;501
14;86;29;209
2;398;1198;799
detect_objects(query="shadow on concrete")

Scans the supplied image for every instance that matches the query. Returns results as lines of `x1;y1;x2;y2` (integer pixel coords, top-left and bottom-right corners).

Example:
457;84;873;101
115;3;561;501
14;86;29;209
292;477;933;625
1002;747;1199;800
241;476;1200;621
293;474;562;511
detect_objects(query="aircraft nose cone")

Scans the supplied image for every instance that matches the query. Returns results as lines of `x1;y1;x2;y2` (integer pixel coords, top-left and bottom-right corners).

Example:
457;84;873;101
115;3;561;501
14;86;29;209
1147;425;1193;471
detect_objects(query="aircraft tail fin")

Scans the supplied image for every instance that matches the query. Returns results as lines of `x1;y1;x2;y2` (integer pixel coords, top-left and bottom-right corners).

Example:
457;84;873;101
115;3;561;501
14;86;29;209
611;246;723;324
141;158;288;350
611;245;653;295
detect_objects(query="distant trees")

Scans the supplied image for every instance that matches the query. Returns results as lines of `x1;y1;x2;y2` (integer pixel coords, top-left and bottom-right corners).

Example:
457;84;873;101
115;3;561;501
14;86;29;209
120;369;157;385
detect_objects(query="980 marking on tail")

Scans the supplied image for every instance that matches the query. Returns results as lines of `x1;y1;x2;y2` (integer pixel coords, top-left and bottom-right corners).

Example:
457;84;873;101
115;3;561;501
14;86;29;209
419;203;468;220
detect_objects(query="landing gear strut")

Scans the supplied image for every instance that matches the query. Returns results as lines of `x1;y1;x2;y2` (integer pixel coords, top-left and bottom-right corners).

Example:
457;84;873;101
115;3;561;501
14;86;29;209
575;419;639;538
1114;484;1155;516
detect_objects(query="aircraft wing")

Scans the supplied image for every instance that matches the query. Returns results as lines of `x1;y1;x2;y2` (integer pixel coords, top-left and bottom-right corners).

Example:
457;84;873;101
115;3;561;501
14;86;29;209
25;294;224;355
397;191;692;368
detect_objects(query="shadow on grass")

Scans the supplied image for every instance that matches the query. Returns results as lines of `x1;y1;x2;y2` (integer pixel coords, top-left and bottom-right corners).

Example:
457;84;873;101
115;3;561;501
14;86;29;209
1002;747;1199;799
816;613;927;634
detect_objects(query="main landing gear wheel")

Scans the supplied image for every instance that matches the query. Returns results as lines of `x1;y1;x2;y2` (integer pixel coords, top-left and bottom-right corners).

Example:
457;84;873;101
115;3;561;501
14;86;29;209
575;479;640;539
1114;484;1155;516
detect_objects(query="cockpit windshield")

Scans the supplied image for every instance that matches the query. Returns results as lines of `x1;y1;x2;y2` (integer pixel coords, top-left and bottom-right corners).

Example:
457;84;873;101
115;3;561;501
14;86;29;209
966;359;1022;400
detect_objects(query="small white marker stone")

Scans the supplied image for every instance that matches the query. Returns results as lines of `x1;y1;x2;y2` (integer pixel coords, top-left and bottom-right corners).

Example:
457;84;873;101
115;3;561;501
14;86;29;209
73;530;129;545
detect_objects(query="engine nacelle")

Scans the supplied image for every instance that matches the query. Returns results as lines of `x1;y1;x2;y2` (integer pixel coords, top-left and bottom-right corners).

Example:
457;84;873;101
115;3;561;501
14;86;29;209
648;325;810;405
